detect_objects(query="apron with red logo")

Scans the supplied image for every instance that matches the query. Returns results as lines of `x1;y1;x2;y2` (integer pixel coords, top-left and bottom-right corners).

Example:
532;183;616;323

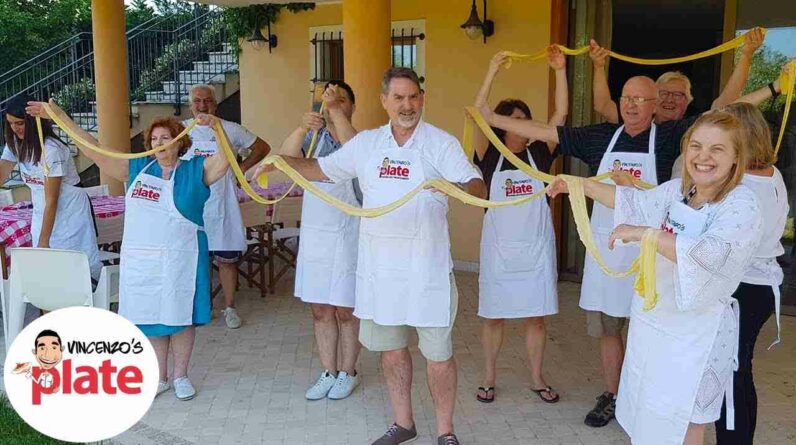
579;124;658;317
355;146;452;327
478;151;557;318
617;196;740;444
20;158;101;279
181;121;246;253
119;160;199;326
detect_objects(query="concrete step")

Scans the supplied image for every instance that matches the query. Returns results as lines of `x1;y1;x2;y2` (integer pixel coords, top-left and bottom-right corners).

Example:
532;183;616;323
207;51;235;65
161;81;190;95
145;91;189;103
192;60;237;73
177;70;227;85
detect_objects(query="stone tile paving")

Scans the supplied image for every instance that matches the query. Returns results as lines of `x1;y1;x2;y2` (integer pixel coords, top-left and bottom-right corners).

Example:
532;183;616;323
3;272;794;444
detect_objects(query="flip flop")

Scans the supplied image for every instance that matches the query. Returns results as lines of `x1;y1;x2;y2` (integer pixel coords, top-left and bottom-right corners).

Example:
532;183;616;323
476;386;495;403
531;386;560;403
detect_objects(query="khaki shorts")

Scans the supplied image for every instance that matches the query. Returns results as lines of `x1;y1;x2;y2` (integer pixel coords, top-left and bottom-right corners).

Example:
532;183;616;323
586;310;627;338
359;274;458;362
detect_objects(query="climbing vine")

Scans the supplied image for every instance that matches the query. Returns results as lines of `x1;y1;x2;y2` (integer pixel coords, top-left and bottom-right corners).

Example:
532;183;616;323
221;3;315;56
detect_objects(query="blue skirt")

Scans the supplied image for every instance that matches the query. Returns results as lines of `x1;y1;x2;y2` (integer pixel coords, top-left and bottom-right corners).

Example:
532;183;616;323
137;233;211;337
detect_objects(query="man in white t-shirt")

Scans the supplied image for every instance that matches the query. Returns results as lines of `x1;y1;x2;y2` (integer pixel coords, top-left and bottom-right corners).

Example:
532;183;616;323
254;68;486;445
182;84;271;329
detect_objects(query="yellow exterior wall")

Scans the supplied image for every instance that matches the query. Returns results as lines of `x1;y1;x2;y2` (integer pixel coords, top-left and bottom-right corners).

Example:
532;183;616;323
240;0;552;263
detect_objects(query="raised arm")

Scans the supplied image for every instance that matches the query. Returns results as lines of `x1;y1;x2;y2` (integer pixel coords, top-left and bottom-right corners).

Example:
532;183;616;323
472;52;509;160
480;102;559;148
547;45;569;151
735;59;794;106
589;40;620;124
251;156;329;183
547;175;616;208
712;27;764;109
240;137;271;172
322;85;357;144
26;101;129;182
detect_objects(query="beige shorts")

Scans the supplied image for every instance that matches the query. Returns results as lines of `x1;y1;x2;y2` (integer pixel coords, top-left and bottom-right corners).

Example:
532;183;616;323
359;274;458;362
586;310;627;338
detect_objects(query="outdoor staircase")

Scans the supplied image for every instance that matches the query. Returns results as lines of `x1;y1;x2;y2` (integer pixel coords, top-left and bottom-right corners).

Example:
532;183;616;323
0;6;238;185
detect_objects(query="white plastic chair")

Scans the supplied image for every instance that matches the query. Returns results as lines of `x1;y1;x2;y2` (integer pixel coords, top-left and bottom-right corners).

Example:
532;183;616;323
93;265;120;311
84;184;110;198
4;248;95;349
0;189;14;207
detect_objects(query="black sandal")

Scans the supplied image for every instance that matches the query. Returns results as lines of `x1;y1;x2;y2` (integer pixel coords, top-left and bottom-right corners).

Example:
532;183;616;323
476;386;495;403
531;386;560;403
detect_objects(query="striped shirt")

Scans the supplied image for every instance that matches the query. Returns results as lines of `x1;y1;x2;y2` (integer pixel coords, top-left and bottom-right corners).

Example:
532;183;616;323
555;115;698;183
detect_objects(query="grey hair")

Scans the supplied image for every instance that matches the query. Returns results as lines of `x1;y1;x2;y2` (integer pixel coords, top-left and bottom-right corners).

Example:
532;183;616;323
189;84;217;102
381;67;422;94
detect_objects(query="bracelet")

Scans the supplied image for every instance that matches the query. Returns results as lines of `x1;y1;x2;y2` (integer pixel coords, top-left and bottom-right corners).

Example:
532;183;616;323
769;82;780;98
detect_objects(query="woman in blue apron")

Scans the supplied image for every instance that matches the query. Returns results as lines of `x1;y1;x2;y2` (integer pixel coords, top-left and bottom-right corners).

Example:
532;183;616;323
471;49;567;404
1;94;101;279
28;101;231;402
549;110;762;445
713;103;788;444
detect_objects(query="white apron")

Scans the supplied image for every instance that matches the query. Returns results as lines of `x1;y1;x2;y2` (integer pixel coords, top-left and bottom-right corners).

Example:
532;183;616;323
119;160;200;326
181;133;246;253
478;151;557;318
294;179;360;307
21;161;101;279
579;124;658;317
617;200;739;444
354;148;452;327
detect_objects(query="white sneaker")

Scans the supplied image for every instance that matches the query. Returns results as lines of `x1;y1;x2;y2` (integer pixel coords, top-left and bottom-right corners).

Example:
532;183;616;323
223;307;241;329
156;380;170;397
305;370;337;400
328;371;359;400
173;377;196;401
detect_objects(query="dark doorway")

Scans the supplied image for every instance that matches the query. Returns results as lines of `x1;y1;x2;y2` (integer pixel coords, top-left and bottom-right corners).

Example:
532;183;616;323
608;0;726;117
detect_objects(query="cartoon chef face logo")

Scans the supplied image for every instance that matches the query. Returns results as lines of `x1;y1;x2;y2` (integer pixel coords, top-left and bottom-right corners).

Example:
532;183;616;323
612;159;622;172
3;307;159;442
505;178;513;189
382;157;390;169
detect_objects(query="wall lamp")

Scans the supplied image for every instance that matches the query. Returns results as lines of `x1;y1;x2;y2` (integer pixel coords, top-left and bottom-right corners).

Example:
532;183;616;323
460;0;494;43
248;21;278;53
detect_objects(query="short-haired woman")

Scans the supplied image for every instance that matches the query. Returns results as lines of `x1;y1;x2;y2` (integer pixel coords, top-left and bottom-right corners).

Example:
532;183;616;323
28;101;230;402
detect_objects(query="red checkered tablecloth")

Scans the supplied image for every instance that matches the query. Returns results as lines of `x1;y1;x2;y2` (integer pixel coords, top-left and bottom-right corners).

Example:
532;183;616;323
0;195;124;257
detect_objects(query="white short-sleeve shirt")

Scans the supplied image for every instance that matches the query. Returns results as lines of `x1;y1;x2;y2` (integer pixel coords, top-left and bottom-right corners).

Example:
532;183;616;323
2;138;80;184
318;120;482;187
182;118;258;155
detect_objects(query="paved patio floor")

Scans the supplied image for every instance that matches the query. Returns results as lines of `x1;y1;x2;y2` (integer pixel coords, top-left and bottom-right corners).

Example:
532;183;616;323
3;271;795;444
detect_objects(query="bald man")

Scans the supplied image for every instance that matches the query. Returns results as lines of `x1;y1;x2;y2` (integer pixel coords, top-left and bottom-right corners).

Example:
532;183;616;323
478;75;698;428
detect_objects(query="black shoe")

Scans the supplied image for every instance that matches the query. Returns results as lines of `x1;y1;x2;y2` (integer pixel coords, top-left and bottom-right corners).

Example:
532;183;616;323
584;391;616;427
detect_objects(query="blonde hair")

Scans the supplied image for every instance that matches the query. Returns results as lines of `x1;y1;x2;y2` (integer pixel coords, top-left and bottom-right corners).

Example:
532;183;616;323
656;71;693;103
680;111;747;203
721;102;776;170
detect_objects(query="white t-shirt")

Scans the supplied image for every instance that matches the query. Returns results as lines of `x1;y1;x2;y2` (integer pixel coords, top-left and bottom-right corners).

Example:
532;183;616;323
181;118;257;157
2;138;80;185
318;120;482;191
741;170;789;285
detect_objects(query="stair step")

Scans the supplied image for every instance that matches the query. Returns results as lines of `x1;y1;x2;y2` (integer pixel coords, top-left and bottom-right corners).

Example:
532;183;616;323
192;60;237;73
145;92;189;103
178;70;228;85
207;51;235;65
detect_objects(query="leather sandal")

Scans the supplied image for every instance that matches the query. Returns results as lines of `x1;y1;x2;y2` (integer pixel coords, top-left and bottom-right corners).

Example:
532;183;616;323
476;386;495;403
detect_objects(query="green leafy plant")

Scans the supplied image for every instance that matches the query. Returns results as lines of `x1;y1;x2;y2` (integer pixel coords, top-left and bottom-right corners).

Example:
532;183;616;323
52;78;95;114
221;3;315;56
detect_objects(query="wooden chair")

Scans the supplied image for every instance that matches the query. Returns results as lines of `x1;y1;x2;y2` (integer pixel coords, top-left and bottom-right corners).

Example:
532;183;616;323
96;213;124;265
235;200;271;298
267;197;301;294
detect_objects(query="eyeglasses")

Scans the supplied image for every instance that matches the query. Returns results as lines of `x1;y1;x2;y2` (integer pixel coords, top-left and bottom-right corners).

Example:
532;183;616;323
619;96;657;105
658;90;687;101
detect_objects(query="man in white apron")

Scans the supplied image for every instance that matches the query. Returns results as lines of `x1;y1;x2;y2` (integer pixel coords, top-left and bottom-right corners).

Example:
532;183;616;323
479;76;696;427
255;68;486;445
279;81;363;401
182;84;272;329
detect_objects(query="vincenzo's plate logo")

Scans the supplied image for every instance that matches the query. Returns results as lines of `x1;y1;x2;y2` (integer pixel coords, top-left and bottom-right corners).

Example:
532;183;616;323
503;178;535;197
3;307;159;443
378;157;412;180
131;180;162;202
